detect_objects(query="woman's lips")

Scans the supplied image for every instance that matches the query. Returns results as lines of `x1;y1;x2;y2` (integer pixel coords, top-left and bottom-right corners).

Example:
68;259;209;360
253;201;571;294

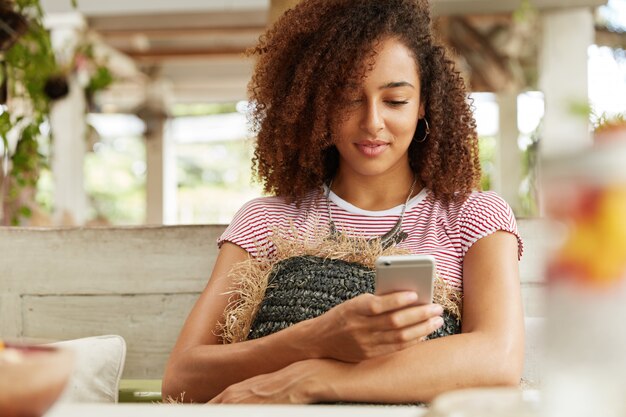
355;142;389;157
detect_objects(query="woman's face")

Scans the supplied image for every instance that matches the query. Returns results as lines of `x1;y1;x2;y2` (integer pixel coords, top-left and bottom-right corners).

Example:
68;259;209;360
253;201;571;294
333;37;424;179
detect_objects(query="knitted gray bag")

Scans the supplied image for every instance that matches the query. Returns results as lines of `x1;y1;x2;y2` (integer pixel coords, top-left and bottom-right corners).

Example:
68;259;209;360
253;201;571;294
248;255;460;341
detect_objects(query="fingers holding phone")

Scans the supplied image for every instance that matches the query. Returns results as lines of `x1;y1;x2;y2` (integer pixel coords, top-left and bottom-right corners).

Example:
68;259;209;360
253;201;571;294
312;292;443;362
307;254;443;362
374;254;445;342
372;301;445;345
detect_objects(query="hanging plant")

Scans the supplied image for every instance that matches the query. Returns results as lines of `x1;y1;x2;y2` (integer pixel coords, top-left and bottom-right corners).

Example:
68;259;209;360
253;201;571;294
0;0;115;225
43;74;69;100
74;41;114;110
0;3;28;52
0;0;58;225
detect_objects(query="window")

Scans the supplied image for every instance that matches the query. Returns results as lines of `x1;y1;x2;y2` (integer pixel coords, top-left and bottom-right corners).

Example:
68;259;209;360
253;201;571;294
85;114;146;225
169;104;263;224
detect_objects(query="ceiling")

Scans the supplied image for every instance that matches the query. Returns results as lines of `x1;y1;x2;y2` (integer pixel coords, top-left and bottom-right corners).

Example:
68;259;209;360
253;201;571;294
40;0;607;111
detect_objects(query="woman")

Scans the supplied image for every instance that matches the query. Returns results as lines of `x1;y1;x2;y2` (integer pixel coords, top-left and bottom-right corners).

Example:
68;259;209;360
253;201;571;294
162;0;524;404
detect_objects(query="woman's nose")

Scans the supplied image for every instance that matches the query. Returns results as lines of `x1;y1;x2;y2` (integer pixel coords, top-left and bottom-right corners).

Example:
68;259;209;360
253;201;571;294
359;101;384;134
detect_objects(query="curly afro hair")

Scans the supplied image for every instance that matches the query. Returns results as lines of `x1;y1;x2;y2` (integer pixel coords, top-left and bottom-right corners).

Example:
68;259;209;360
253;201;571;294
248;0;481;204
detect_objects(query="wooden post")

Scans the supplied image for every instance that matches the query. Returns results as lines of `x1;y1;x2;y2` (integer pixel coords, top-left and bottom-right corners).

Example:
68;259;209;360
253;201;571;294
495;92;523;215
539;8;594;158
46;13;88;225
144;112;166;225
138;75;174;225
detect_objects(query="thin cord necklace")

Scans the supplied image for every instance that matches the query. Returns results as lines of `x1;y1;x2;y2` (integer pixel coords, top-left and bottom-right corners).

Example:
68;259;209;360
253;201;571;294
325;177;417;249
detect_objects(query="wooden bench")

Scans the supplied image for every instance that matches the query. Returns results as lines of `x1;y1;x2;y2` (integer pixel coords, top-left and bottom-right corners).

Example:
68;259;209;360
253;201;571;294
0;219;547;383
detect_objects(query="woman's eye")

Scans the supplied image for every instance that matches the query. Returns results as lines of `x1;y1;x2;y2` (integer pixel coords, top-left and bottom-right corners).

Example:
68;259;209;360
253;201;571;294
387;100;409;106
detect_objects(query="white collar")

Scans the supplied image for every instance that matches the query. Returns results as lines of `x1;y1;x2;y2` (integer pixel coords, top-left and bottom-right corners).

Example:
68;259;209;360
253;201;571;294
322;185;428;217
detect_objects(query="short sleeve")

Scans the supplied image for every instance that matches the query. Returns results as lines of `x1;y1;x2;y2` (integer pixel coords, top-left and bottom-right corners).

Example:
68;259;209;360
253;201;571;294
459;191;524;260
217;198;272;258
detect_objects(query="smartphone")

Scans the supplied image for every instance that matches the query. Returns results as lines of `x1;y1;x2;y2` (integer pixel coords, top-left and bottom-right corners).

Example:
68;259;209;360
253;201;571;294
375;254;436;305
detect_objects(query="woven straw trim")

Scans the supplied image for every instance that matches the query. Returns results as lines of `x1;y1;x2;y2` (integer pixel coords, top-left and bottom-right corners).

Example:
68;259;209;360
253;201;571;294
217;225;463;343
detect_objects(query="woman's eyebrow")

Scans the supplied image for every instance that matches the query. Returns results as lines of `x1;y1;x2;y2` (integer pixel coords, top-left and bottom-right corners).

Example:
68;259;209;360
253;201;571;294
380;81;414;89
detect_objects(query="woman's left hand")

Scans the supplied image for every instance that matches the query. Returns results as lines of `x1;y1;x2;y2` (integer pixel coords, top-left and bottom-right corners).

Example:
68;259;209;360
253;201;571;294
208;359;338;404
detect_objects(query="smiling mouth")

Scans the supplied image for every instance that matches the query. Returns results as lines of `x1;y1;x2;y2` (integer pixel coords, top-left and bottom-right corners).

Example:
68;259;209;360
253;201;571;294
355;142;389;157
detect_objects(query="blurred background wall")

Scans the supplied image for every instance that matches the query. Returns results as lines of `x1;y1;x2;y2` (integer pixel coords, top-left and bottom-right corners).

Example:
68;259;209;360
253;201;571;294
1;0;625;226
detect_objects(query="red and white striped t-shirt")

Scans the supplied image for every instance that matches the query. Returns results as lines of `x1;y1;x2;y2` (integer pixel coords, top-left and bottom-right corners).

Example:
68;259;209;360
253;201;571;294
218;187;523;291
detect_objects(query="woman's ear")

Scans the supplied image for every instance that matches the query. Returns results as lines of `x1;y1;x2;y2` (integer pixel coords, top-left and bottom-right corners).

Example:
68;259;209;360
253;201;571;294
418;102;426;119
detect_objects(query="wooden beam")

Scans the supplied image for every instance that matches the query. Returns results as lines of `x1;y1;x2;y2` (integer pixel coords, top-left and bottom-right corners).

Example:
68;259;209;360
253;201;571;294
432;0;607;16
98;26;265;39
595;26;626;49
119;47;248;61
87;10;267;33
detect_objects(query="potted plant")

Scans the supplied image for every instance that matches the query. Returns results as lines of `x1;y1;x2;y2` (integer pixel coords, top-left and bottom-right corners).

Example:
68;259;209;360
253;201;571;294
594;112;626;144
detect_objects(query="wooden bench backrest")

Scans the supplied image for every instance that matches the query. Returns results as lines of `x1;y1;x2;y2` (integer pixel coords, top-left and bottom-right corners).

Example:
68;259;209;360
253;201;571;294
0;219;546;378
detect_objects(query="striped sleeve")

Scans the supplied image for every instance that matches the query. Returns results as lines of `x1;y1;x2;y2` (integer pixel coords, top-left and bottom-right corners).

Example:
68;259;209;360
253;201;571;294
217;198;273;258
458;191;524;260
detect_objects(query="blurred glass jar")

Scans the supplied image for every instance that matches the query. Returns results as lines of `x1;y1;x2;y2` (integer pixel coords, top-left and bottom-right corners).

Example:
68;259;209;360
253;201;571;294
542;133;626;417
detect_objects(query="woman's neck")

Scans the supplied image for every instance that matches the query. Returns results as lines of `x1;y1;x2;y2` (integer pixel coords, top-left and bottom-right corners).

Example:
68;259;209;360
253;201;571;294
330;169;420;211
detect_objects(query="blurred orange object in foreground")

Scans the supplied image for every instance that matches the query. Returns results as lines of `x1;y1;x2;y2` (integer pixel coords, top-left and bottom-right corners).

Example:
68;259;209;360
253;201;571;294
548;185;626;286
544;125;626;288
0;342;74;417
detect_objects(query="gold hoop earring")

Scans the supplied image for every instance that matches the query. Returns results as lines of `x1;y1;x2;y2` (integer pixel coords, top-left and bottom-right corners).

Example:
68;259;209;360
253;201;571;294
414;118;430;143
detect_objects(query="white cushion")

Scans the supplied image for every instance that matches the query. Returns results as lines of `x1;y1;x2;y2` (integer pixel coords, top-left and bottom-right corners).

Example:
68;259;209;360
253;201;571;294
49;335;126;403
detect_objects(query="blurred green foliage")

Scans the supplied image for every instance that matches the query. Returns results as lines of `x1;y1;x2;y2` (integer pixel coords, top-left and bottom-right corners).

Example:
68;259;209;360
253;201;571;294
478;135;496;191
84;135;146;224
171;103;238;117
176;139;262;224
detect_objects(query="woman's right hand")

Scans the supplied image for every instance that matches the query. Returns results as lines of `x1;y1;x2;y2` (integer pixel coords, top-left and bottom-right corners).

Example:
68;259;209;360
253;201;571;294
309;292;444;363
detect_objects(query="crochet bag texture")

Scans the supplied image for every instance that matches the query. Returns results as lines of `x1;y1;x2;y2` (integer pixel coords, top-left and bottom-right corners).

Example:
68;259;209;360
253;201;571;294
248;255;460;341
